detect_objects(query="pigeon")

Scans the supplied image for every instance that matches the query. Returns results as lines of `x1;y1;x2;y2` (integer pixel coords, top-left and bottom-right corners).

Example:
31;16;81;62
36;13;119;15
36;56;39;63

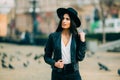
1;59;5;63
98;62;110;71
2;63;7;68
9;56;15;62
26;53;32;57
118;69;120;76
2;53;7;59
1;58;7;68
34;54;43;60
8;64;14;69
23;61;29;67
23;63;27;67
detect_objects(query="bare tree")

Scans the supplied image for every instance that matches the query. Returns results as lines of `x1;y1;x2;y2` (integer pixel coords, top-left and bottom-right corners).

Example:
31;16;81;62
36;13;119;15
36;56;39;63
99;0;120;43
99;1;106;43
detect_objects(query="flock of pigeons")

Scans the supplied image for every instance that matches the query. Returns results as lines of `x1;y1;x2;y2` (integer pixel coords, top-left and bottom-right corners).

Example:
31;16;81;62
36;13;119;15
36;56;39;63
0;45;120;76
0;45;44;70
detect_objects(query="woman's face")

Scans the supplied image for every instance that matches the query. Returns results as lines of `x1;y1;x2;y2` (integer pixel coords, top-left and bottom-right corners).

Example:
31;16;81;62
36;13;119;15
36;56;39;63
62;13;71;29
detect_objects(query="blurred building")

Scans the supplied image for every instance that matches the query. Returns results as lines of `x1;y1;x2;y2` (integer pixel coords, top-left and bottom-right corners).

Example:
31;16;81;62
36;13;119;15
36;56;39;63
0;14;8;37
0;0;15;39
14;0;100;34
1;0;120;41
15;0;120;34
15;0;80;34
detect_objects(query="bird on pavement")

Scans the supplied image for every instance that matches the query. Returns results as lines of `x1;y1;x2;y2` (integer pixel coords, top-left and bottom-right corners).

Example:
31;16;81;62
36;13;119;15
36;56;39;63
34;54;43;60
2;63;8;68
23;61;29;67
117;69;120;76
98;62;110;71
8;64;14;69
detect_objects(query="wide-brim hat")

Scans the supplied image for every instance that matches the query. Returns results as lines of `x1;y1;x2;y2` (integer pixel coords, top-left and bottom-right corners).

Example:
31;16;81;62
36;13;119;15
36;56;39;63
57;7;81;27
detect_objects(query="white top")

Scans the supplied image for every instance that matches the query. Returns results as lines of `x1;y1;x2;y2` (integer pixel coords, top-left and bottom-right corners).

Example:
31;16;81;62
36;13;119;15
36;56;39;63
61;34;72;64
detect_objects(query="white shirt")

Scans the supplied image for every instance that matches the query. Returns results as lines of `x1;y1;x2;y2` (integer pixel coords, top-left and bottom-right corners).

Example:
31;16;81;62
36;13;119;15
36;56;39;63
61;35;72;64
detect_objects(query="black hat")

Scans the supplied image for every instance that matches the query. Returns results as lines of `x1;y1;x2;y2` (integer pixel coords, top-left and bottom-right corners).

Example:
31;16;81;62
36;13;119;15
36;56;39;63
57;7;81;27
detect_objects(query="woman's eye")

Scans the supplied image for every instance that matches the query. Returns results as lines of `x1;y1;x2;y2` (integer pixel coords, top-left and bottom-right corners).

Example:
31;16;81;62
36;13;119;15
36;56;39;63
66;18;70;20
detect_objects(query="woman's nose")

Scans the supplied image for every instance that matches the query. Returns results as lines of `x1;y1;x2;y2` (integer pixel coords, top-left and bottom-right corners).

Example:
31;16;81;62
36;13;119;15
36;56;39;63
63;19;66;23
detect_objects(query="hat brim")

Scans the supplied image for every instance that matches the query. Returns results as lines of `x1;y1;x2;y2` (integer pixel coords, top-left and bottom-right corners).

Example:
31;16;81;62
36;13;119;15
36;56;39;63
57;8;81;27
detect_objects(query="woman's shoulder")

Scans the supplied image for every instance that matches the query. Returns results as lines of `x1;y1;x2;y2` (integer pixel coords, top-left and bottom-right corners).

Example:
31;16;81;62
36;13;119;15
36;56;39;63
49;32;61;37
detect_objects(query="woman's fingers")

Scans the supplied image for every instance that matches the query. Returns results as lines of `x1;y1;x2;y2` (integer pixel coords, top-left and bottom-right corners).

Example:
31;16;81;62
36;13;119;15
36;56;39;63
79;32;85;42
55;60;64;68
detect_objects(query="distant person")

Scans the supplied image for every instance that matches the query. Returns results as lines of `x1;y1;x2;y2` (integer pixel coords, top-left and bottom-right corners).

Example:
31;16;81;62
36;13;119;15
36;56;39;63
24;30;30;44
44;7;86;80
20;31;25;44
20;30;30;44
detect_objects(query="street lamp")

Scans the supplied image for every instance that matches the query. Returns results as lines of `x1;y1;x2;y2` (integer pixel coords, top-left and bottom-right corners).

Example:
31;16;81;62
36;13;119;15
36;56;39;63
29;0;40;44
29;0;40;34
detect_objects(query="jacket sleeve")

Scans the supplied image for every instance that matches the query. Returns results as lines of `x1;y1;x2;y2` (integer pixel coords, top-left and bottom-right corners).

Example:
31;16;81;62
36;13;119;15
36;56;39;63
76;41;86;61
44;33;55;66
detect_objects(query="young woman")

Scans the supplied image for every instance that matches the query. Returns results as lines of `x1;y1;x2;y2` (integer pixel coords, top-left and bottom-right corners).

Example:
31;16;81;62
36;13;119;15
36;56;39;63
44;7;86;80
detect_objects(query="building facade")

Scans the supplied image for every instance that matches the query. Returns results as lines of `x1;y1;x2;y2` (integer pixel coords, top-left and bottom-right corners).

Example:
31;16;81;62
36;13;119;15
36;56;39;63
1;0;120;40
0;0;15;38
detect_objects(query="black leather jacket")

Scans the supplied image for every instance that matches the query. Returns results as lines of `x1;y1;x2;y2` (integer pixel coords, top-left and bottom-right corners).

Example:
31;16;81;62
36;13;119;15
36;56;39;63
44;32;86;71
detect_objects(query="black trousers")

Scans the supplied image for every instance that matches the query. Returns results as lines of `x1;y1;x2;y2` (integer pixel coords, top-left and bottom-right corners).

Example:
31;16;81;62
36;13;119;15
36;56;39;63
51;70;82;80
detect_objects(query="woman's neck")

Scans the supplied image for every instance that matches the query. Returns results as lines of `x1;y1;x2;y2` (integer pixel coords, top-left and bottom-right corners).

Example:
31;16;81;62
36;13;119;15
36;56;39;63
62;29;70;36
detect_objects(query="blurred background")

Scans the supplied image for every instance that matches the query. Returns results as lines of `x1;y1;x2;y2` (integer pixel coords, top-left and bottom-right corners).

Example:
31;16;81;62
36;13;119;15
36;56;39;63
0;0;120;45
0;0;120;80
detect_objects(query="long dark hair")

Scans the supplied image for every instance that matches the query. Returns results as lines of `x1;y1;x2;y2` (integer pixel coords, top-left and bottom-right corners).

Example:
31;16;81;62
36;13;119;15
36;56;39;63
56;15;79;36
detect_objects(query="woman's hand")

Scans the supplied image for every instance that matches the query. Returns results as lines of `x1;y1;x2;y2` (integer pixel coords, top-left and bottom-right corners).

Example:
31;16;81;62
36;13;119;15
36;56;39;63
54;60;64;68
79;32;85;42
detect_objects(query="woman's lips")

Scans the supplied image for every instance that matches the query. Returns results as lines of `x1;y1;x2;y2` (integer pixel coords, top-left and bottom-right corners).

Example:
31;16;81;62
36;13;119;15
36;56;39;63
62;24;66;26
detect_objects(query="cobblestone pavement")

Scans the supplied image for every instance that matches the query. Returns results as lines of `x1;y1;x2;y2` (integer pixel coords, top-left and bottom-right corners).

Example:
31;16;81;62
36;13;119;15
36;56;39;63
0;43;120;80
